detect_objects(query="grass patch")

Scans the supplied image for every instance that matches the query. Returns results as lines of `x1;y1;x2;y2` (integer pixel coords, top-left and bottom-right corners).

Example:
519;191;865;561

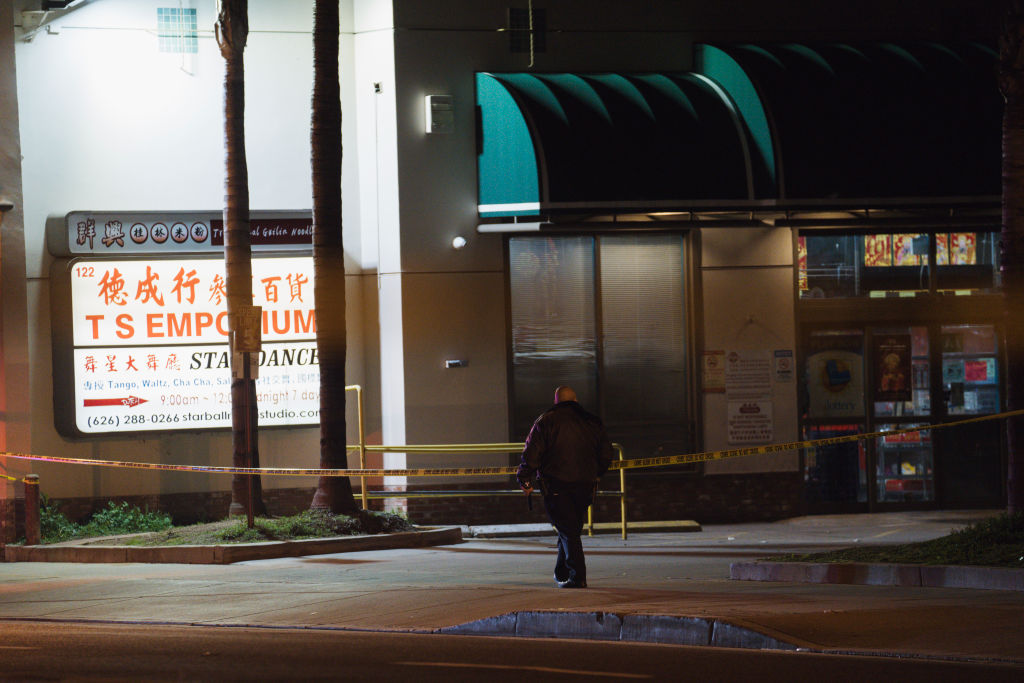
770;512;1024;568
93;509;414;546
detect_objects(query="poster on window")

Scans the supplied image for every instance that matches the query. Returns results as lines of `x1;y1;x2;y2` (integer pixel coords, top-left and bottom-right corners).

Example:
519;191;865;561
863;235;891;267
806;334;864;418
874;334;912;402
797;237;808;292
893;234;923;266
936;234;949;265
949;233;977;265
965;358;996;383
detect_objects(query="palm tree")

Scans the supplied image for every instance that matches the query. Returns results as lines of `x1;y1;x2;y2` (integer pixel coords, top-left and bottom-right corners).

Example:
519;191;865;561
216;0;265;517
309;0;359;515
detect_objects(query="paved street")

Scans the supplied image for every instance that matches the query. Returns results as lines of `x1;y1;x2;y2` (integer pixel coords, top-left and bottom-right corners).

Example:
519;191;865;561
1;620;1022;682
0;510;1022;680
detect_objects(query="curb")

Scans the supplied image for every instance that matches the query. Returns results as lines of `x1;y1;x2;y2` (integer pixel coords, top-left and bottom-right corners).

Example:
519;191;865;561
730;561;1024;592
438;610;803;650
3;526;463;564
462;520;702;538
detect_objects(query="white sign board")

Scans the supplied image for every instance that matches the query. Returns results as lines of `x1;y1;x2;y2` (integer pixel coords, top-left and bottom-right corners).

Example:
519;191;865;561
727;400;773;444
57;256;322;435
724;350;772;399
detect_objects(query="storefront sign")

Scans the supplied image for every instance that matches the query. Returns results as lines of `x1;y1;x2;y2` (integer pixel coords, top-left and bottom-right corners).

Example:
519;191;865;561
54;255;321;436
53;211;313;256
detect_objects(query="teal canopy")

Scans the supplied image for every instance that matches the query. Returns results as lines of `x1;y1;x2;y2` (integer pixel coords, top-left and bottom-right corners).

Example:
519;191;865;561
476;43;999;218
476;71;755;217
697;42;1000;200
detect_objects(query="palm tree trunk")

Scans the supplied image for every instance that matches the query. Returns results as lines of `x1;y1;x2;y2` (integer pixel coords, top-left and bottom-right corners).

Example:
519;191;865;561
217;0;264;517
310;0;359;515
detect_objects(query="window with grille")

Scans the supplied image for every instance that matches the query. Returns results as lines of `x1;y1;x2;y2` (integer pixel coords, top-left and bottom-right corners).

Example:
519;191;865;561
157;7;198;54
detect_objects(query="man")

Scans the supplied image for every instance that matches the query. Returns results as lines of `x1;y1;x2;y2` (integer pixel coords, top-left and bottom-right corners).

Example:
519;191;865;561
517;386;614;588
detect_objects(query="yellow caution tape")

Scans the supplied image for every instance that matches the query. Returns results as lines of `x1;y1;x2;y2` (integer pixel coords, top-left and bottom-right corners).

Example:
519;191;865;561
1;409;1021;478
0;452;517;477
610;408;1024;470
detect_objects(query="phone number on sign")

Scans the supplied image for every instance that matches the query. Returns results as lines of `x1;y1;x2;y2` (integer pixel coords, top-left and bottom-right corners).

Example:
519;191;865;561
85;412;228;429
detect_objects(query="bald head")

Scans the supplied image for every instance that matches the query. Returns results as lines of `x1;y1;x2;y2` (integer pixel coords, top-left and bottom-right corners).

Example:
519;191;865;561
554;386;577;404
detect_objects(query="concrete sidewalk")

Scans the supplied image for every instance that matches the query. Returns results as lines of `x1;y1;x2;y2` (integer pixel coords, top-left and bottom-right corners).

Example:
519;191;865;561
0;510;1022;665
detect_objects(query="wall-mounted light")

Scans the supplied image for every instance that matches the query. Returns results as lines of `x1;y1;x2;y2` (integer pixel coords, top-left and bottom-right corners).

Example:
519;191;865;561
0;199;14;227
425;95;454;134
451;235;467;250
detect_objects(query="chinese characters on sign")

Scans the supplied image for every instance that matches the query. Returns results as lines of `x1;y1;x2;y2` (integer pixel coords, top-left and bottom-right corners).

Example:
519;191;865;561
61;212;313;255
68;257;321;434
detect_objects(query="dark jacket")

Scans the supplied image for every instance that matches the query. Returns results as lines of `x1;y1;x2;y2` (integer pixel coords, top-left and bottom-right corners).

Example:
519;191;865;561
517;401;614;486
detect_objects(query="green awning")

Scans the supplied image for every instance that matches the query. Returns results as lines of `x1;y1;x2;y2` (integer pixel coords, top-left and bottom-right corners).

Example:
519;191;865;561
476;43;1000;219
697;42;1000;200
476;72;755;217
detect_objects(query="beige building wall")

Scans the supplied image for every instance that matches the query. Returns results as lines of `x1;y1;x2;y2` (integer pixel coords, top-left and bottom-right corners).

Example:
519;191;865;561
700;228;799;474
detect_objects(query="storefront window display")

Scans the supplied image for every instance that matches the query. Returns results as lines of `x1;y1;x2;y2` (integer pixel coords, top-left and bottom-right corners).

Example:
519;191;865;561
803;424;867;503
876;425;934;502
942;324;1000;415
798;231;1000;298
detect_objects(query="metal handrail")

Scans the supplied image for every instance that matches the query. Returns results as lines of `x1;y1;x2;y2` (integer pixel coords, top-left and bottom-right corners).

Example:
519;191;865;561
341;386;628;540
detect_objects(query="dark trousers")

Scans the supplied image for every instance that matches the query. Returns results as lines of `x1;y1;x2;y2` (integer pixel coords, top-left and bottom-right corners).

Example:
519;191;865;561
542;479;594;584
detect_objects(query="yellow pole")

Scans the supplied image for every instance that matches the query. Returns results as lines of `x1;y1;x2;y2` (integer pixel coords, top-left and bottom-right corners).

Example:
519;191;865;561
617;444;627;540
345;385;367;510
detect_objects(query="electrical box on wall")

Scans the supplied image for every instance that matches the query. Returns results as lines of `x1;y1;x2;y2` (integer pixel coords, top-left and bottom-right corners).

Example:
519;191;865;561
425;95;454;134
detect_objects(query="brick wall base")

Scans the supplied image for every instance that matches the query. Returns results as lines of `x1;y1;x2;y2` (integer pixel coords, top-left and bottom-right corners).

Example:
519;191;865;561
31;471;802;530
0;498;22;546
402;471;803;527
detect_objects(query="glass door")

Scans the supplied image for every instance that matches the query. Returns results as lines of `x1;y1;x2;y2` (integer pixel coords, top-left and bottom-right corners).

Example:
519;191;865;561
802;329;868;508
872;327;935;503
802;322;1004;510
936;324;1004;506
